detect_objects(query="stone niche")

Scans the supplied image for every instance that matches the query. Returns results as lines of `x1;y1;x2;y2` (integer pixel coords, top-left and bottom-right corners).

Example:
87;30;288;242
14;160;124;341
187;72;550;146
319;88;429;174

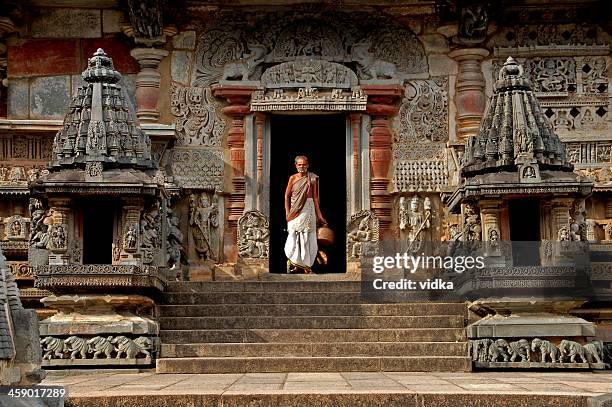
447;57;606;370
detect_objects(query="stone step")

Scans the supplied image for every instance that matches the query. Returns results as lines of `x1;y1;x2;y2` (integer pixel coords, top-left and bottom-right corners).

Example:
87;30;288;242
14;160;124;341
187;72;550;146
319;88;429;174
160;342;468;358
164;281;363;293
159;315;465;330
161;292;438;304
157;303;467;317
155;356;472;373
160;328;466;344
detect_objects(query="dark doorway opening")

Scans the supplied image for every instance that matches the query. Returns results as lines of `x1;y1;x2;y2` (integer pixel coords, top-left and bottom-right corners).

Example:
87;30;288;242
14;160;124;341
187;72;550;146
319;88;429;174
82;200;115;264
269;114;346;273
509;199;541;266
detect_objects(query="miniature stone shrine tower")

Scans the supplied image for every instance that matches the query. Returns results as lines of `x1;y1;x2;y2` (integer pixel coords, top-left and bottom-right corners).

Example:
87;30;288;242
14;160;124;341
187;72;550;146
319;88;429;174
447;57;603;369
29;49;166;368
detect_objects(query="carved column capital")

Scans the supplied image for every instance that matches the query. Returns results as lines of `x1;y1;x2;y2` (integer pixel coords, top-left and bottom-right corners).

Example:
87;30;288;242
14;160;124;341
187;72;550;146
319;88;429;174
130;47;169;123
449;48;489;142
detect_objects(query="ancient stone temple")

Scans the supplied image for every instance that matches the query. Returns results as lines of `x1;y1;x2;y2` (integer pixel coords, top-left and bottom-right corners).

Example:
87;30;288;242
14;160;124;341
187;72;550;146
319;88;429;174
0;0;609;374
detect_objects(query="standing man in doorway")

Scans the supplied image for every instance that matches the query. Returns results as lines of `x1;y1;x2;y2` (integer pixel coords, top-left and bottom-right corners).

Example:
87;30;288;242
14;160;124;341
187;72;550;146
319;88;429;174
284;155;327;273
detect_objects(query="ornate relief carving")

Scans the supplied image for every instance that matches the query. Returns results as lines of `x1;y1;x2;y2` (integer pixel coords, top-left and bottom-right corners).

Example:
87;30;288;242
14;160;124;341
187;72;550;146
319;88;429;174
123;224;138;252
41;335;152;360
192;11;427;86
166;207;184;268
489;24;602;47
399;196;433;252
34;264;163;290
251;87;367;112
261;60;358;89
237;210;269;259
463;202;482;242
393;77;449;164
170;148;224;190
170;85;226;146
189;192;219;261
0;165;48;188
7;261;32;280
347;210;379;259
49;225;67;251
528;58;576;93
458;4;489;44
3;215;29;241
126;0;164;44
140;202;161;264
393;159;449;193
582;57;607;94
29;198;51;249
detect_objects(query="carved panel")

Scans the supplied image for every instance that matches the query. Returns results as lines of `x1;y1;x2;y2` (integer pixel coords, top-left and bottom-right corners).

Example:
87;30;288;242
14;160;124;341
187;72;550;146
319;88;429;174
260;60;358;89
41;335;153;361
170;148;224;191
237;210;269;259
347;210;379;260
251;87;367;112
189;192;220;262
393;77;449;161
192;11;427;86
3;215;29;241
489;24;604;48
170;85;226;146
393;160;448;193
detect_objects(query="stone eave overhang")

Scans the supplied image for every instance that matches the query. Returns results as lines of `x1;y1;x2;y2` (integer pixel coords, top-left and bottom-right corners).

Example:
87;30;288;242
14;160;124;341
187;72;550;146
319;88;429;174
446;179;592;213
0;185;30;195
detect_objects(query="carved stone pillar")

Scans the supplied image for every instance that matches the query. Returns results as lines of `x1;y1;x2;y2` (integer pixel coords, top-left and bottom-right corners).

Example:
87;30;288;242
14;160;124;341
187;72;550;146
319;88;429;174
211;85;257;262
47;198;71;266
349;113;362;214
130;48;169;123
448;48;489;141
255;113;265;212
551;198;573;239
362;85;402;235
120;197;144;265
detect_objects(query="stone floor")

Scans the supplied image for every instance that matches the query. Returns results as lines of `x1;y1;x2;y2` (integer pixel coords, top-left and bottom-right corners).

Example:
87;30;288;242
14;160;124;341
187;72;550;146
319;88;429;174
41;371;612;407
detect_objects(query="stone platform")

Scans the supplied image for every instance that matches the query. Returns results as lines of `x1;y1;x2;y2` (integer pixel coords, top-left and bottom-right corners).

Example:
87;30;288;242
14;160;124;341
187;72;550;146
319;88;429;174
42;371;612;407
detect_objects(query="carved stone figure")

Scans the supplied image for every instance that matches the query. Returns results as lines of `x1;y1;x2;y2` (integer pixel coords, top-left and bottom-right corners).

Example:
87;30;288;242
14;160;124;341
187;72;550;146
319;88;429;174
347;210;379;259
167;209;184;268
88;336;115;359
123;224;138;251
470;338;492;362
127;0;163;42
112;336;152;359
463;202;481;242
222;42;267;81
28;198;50;249
531;338;560;363
189;192;219;261
458;4;488;43
40;337;65;360
488;339;510;362
508;339;530;362
50;225;67;250
399;196;432;252
583;341;604;364
238;211;269;259
140;204;161;264
559;339;588;363
64;336;89;359
353;41;397;79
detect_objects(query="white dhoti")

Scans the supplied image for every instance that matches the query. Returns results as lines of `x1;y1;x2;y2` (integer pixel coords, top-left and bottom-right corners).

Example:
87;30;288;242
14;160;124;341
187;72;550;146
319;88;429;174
284;198;318;269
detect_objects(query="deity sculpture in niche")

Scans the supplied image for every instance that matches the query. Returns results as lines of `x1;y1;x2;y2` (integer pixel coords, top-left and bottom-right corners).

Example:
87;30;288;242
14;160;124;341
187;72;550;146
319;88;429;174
140;203;161;264
189;192;219;261
399;196;432;252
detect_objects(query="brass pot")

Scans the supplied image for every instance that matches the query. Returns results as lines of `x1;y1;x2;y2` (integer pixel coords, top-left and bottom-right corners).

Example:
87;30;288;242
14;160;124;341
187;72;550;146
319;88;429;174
317;225;334;246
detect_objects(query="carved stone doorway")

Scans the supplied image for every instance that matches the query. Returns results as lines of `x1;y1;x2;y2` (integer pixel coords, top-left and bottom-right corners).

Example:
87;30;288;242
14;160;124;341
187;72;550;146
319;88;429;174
268;114;347;273
509;199;541;266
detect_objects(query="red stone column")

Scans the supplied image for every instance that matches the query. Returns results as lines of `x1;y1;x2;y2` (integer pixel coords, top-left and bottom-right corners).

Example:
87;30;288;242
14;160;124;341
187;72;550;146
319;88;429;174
130;47;168;123
211;85;257;262
448;48;489;141
361;85;403;236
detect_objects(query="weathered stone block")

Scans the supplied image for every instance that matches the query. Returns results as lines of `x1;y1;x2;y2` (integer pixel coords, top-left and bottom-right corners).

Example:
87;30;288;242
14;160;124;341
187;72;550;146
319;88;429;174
419;33;449;54
102;9;125;34
81;38;140;73
7;78;29;119
30;76;70;119
428;54;457;76
171;51;192;85
8;40;79;77
172;31;196;50
31;8;101;38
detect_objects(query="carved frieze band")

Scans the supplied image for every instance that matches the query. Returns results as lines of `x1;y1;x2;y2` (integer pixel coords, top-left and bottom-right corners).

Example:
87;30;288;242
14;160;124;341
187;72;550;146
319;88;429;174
41;335;154;361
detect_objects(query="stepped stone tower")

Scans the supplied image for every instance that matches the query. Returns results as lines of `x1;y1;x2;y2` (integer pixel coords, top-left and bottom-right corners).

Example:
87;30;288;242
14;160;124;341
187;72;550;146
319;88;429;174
448;58;604;370
30;49;169;368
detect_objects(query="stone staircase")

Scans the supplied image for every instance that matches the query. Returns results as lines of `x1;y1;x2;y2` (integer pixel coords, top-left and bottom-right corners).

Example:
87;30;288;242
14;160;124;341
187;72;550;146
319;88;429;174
155;280;471;373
